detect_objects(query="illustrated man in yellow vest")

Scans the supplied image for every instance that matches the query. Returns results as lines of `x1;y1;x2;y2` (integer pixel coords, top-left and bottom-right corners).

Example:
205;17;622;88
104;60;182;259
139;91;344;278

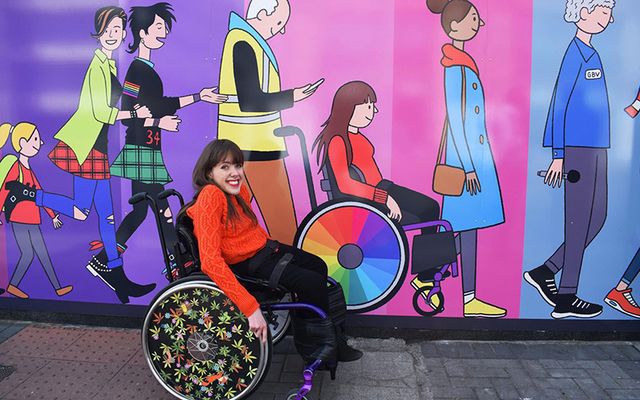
217;0;319;245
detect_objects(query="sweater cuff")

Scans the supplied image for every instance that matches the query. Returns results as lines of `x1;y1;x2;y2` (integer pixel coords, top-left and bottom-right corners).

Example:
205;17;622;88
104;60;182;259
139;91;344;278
373;188;388;204
108;106;118;125
240;298;260;318
552;148;564;159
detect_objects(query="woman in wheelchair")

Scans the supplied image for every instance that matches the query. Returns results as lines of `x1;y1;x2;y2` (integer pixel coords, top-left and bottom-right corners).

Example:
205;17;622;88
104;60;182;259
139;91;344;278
312;80;444;289
186;138;363;369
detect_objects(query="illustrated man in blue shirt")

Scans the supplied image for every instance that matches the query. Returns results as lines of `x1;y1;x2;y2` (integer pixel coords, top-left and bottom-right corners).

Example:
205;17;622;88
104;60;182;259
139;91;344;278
524;0;615;319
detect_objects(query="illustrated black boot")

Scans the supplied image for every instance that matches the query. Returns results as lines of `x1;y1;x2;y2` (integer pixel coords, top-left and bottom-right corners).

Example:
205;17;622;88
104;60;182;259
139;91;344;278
86;254;131;304
121;266;156;298
328;282;363;362
90;248;155;298
292;317;338;378
4;181;36;220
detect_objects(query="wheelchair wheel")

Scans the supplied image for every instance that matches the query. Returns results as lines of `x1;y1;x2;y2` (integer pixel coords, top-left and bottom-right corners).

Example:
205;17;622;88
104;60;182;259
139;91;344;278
143;276;271;400
412;286;445;317
267;293;292;345
295;200;409;313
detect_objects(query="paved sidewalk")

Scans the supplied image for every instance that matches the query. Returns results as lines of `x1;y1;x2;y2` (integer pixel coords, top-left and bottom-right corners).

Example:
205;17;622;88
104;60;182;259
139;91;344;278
0;321;639;400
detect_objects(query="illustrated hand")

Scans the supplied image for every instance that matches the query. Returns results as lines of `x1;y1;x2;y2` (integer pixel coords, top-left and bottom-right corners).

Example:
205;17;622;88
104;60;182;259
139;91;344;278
200;87;228;104
465;171;481;195
248;309;268;343
133;104;152;119
293;84;316;102
52;215;63;229
386;195;402;222
544;158;564;189
159;115;181;132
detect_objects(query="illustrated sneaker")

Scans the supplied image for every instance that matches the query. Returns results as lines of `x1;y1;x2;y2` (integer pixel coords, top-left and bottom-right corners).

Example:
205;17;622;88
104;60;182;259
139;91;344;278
604;288;640;319
551;294;603;319
524;265;558;306
463;298;507;318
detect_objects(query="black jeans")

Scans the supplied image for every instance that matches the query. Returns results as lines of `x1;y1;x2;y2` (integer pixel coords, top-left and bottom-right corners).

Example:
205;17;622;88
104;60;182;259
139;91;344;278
231;243;329;317
376;180;441;234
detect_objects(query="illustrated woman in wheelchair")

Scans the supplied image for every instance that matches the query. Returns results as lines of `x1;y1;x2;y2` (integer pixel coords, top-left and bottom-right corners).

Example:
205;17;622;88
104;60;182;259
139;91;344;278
142;139;361;400
295;80;459;315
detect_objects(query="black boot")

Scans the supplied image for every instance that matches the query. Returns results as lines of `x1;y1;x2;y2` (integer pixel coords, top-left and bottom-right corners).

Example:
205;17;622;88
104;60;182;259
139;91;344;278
121;267;156;298
292;317;338;372
86;256;130;304
4;181;36;220
92;249;156;298
328;282;363;362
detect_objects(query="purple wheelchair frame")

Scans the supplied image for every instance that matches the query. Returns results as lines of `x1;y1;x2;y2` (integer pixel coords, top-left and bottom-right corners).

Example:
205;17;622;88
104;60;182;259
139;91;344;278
403;220;459;314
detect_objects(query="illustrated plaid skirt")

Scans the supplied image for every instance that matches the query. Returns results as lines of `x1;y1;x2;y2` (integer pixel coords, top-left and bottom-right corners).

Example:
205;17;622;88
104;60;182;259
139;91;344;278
110;144;173;184
49;141;110;180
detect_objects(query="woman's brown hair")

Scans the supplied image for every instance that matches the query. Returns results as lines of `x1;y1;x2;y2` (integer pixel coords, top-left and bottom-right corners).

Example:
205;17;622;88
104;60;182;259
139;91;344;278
312;81;377;169
91;6;127;39
190;139;257;225
426;0;473;34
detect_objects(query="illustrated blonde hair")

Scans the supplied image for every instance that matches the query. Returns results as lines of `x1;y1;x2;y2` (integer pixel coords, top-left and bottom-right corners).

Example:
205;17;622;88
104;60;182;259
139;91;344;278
0;122;37;152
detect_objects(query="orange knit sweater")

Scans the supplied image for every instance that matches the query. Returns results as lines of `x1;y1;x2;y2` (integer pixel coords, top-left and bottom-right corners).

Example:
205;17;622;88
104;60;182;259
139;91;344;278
187;183;268;316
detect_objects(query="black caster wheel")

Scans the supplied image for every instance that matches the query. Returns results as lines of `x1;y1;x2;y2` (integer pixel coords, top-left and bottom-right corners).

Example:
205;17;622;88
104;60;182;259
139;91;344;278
412;285;445;317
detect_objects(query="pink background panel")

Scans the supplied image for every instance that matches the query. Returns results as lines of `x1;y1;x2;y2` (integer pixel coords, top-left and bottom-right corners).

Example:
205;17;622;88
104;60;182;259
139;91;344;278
250;0;532;318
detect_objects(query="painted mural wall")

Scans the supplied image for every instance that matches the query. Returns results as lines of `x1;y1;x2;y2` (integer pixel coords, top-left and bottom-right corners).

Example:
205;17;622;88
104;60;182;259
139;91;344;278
0;0;637;326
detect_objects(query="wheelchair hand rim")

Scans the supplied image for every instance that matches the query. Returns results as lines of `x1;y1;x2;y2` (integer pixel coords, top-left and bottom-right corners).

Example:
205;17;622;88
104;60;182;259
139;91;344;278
296;201;409;312
142;279;270;400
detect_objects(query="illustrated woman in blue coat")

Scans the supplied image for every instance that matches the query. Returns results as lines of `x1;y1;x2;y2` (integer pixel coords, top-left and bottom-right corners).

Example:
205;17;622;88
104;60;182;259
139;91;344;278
427;0;506;318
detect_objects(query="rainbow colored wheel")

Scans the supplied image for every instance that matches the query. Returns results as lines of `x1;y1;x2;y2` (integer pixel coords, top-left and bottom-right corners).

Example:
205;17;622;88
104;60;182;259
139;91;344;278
295;201;409;312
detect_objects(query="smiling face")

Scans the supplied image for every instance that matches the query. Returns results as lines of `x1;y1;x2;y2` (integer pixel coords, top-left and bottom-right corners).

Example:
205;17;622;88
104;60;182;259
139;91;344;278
209;155;244;196
576;6;614;35
449;5;484;42
99;16;126;52
256;0;291;40
349;98;378;130
140;14;168;50
19;129;43;157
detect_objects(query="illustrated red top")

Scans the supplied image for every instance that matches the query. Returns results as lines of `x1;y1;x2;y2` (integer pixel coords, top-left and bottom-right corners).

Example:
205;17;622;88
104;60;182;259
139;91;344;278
328;133;388;203
0;162;55;224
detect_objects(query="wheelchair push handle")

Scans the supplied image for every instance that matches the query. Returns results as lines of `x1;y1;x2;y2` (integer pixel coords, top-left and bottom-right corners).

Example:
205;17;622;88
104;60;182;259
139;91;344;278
128;192;148;205
274;126;303;138
274;125;318;210
158;188;185;208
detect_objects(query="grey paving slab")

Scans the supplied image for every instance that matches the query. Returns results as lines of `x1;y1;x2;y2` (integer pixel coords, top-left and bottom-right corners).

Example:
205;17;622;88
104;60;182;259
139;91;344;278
1;324;640;400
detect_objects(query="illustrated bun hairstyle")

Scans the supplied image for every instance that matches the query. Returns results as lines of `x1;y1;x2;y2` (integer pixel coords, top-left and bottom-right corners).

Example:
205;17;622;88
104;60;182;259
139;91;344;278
426;0;474;34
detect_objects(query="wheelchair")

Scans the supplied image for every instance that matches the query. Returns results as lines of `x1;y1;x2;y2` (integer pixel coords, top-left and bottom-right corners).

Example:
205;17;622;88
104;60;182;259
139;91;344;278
134;190;338;400
273;126;459;316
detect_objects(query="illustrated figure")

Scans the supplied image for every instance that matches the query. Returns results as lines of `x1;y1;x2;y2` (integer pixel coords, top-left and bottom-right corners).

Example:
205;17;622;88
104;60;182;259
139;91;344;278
88;2;226;295
217;0;321;246
524;0;615;319
5;6;155;303
427;0;506;318
0;122;72;299
312;81;443;299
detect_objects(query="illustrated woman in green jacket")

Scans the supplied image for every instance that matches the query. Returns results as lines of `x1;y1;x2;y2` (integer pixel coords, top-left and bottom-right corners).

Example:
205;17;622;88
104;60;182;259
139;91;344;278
8;7;155;303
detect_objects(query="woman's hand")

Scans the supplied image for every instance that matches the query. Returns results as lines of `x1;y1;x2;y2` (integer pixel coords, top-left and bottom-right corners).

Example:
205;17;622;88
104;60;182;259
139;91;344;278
248;309;268;343
544;158;564;189
386;195;402;222
465;172;481;195
134;104;152;119
52;215;63;229
200;87;228;104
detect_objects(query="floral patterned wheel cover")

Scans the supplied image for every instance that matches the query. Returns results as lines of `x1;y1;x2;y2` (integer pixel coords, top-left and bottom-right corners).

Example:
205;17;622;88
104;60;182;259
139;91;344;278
143;280;270;400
